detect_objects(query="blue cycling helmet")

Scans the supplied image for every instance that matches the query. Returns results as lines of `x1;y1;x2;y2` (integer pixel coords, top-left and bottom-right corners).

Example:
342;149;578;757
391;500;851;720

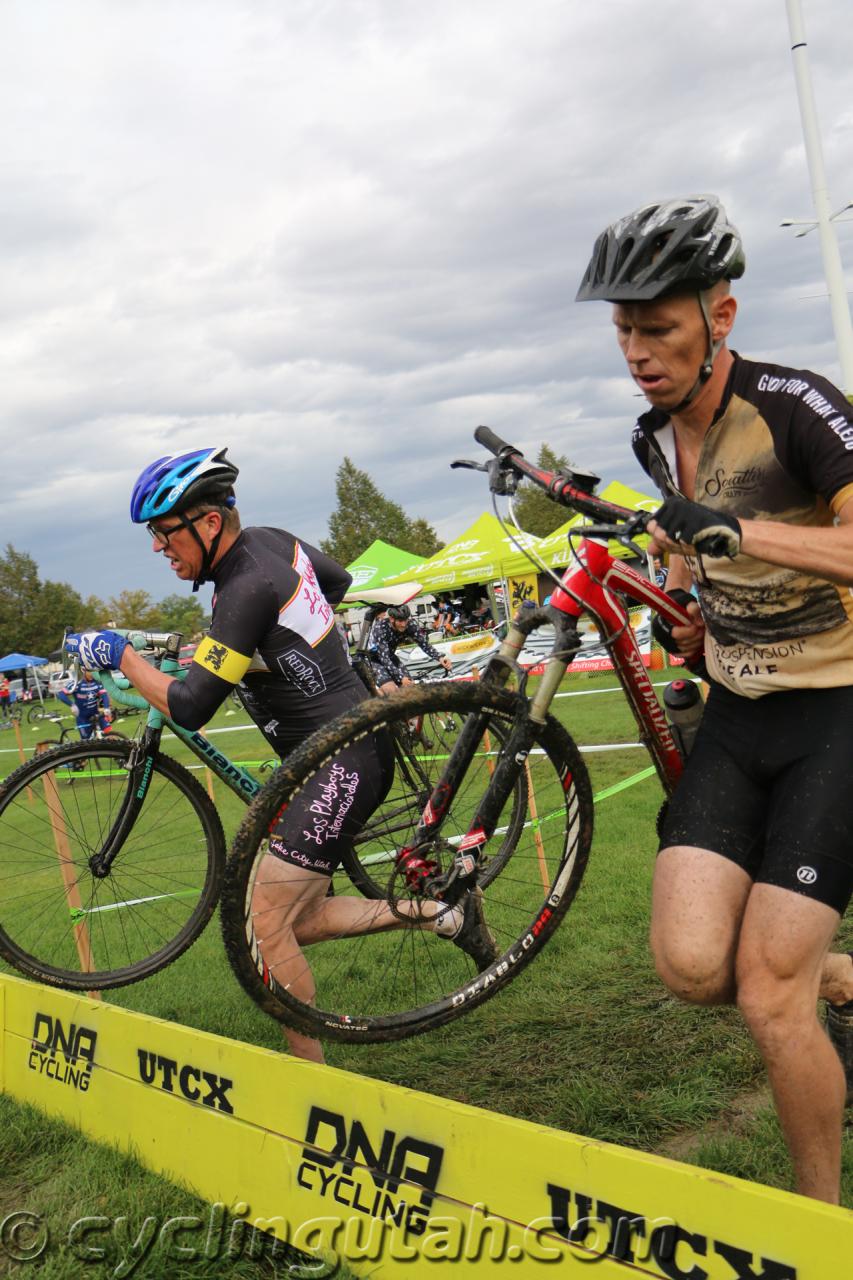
129;447;239;524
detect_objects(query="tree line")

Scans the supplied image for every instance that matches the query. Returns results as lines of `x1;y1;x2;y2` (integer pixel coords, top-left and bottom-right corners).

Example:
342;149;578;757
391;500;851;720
2;445;570;656
319;447;572;563
0;546;207;658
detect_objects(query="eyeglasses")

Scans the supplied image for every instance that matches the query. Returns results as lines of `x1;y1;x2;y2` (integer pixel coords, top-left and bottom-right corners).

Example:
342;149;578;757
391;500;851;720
146;512;207;548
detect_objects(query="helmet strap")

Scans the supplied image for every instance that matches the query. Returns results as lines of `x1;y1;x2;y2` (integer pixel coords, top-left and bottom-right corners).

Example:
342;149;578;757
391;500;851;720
174;510;224;592
669;291;722;415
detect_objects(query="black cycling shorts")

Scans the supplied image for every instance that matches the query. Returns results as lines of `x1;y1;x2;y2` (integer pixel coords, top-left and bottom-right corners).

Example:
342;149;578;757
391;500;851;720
659;682;853;914
268;728;395;876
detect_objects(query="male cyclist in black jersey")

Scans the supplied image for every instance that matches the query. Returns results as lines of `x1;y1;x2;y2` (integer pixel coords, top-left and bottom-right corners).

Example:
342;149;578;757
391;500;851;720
578;195;853;1203
368;603;452;694
66;448;498;1062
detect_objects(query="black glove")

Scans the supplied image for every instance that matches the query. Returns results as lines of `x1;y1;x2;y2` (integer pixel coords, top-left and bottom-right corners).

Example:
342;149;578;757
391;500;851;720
652;497;741;559
651;588;697;655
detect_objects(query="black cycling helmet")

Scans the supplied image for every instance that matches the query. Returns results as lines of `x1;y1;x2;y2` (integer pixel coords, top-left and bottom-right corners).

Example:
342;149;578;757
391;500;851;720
576;196;745;303
577;196;745;412
388;604;411;621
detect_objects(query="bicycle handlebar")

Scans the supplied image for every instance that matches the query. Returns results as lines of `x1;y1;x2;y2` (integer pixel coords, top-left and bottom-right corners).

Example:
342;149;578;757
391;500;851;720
471;426;739;560
473;425;641;528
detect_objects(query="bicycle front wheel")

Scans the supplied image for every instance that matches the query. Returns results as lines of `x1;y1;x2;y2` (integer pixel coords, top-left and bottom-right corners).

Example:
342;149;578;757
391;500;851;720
221;681;593;1043
347;701;528;897
0;740;225;990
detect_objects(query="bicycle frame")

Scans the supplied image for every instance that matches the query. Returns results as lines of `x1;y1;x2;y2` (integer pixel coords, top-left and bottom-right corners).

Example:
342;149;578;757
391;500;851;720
544;535;691;796
71;633;262;875
393;433;701;893
462;425;701;794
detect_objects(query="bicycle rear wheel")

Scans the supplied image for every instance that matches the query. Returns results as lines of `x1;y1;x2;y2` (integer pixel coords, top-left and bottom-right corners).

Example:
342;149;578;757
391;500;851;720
347;702;528;897
221;681;593;1043
27;705;55;726
0;739;225;990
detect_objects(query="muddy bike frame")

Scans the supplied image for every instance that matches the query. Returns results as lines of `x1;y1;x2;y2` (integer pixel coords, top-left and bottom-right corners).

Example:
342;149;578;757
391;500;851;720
394;429;699;894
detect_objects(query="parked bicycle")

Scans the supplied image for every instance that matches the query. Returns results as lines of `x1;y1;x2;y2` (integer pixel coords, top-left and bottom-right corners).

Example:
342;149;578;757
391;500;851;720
39;720;130;749
0;703;22;729
219;426;701;1043
26;701;62;727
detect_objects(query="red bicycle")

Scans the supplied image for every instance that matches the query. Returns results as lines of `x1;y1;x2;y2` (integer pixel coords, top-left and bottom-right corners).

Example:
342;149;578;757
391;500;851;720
221;426;702;1043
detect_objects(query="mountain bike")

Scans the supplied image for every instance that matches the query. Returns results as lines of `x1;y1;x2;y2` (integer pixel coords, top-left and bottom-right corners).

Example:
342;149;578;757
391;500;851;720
347;605;527;897
0;630;495;992
220;426;700;1043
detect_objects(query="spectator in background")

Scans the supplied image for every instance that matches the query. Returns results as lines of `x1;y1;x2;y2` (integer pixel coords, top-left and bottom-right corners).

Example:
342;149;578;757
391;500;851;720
0;676;10;719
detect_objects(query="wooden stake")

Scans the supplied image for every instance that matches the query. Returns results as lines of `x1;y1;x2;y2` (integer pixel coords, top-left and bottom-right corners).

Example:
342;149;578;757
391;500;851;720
470;667;495;774
200;725;216;802
35;744;101;1000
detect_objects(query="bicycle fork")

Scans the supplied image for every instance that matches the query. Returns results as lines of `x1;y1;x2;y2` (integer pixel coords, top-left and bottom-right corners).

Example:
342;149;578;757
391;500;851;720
396;699;536;898
396;608;580;896
88;731;162;878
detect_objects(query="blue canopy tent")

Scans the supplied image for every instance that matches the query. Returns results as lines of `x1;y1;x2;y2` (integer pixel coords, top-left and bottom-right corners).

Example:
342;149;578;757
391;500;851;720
0;652;49;706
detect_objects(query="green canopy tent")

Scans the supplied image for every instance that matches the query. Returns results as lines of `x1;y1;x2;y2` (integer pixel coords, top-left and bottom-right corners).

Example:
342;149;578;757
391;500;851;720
501;480;658;578
343;539;423;596
381;512;542;593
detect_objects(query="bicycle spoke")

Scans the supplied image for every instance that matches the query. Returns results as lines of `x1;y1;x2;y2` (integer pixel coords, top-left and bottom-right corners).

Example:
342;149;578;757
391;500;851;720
222;680;592;1042
0;742;223;989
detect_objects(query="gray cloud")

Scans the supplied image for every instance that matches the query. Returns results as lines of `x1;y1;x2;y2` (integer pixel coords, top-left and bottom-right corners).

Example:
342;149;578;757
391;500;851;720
1;0;851;615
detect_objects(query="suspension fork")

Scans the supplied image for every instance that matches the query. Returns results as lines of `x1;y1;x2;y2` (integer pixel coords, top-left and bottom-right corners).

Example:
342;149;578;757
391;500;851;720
88;725;164;878
398;612;579;894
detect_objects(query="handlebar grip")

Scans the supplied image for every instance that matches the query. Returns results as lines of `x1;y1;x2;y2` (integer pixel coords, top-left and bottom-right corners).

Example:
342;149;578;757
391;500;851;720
694;531;739;559
474;425;518;457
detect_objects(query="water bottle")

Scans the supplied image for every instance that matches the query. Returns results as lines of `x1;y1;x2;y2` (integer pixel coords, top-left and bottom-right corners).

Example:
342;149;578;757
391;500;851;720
663;679;704;760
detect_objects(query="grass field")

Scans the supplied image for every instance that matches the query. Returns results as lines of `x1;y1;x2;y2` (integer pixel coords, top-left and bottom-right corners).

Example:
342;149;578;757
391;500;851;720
0;669;850;1278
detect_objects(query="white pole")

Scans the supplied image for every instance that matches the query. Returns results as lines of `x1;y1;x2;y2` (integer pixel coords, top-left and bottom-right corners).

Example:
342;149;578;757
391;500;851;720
785;0;853;393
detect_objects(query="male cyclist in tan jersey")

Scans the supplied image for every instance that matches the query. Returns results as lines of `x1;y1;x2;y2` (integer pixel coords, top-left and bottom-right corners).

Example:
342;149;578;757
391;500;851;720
578;195;853;1203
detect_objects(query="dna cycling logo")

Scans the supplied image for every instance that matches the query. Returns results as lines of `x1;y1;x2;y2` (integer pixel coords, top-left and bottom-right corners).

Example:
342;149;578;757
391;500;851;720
28;1013;97;1093
296;1106;443;1235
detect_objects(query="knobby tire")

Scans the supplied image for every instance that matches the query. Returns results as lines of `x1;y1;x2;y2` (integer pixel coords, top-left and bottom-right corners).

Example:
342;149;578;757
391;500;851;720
221;680;593;1043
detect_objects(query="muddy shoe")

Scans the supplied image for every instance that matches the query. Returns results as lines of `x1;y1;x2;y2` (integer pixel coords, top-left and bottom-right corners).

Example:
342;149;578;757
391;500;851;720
451;887;499;972
826;1000;853;1105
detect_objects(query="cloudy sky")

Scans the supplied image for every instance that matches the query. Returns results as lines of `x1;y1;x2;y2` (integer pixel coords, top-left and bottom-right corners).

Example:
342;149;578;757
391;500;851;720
3;0;852;609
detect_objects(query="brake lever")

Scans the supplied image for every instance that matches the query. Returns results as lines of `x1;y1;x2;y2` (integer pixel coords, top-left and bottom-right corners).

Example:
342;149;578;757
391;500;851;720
615;534;650;558
451;456;518;496
450;459;489;472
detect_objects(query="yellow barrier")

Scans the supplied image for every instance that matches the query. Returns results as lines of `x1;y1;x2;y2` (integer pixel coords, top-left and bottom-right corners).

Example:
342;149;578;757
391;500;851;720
448;634;497;656
1;973;849;1276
